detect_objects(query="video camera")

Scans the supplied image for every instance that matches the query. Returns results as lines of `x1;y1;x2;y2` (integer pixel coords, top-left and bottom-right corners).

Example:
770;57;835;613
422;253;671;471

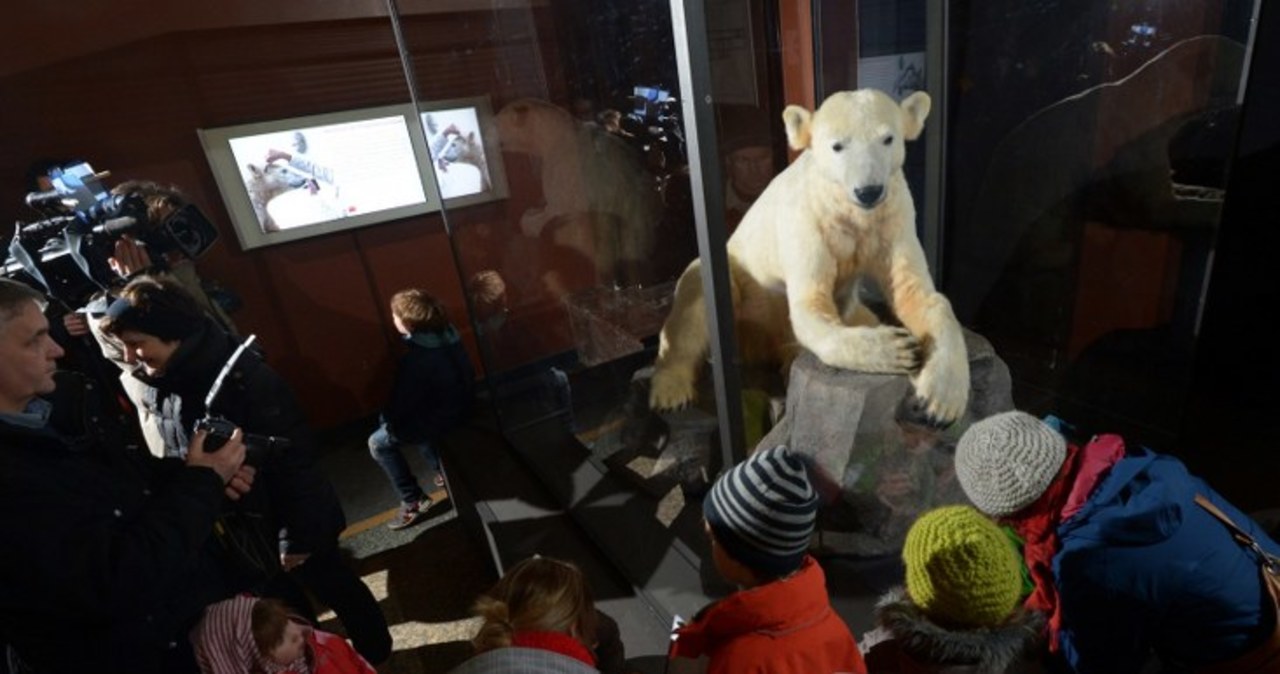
5;162;220;307
195;335;291;466
624;85;686;173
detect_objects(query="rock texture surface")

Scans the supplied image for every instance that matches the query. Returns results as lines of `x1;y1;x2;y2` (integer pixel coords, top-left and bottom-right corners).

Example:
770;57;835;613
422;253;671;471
584;330;1012;553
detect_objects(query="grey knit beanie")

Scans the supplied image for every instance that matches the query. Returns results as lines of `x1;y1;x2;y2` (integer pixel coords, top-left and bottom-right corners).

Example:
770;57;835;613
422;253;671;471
703;445;818;577
955;411;1067;517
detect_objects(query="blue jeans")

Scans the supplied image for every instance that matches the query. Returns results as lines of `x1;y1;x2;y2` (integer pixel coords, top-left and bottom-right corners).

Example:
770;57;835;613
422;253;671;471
368;424;442;504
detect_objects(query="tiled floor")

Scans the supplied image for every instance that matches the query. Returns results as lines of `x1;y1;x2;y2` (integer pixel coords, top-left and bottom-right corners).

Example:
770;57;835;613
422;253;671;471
314;412;674;674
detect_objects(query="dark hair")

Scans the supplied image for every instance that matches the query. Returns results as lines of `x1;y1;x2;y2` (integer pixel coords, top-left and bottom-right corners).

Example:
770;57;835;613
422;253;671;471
390;288;448;333
99;275;204;342
471;556;599;654
251;598;292;656
0;279;45;327
110;180;189;223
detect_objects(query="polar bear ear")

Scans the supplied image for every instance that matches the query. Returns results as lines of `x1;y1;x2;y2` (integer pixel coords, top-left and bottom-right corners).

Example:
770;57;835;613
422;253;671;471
783;105;813;150
900;91;932;141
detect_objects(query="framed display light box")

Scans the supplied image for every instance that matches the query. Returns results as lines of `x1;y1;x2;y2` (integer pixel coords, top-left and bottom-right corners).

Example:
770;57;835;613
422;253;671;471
199;104;435;250
417;95;510;208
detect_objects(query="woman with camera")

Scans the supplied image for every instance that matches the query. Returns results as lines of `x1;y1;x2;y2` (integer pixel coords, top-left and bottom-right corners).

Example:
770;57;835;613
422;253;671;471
99;274;391;667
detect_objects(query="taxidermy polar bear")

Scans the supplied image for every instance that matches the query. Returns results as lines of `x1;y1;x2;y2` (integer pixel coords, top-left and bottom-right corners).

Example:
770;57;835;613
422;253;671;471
649;88;969;425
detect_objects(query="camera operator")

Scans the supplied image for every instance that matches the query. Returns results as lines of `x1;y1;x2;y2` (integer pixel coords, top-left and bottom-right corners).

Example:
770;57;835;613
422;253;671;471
60;179;238;457
0;277;251;673
98;275;392;666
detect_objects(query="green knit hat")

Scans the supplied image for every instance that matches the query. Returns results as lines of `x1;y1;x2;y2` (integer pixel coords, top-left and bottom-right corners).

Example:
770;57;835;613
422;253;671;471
903;505;1023;629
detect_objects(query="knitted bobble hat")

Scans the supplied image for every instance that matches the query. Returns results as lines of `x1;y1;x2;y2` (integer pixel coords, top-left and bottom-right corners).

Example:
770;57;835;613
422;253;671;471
903;505;1024;629
703;445;819;578
955;411;1067;517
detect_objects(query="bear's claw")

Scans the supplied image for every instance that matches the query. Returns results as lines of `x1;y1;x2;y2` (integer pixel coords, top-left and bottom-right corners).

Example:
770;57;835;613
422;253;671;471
649;368;697;411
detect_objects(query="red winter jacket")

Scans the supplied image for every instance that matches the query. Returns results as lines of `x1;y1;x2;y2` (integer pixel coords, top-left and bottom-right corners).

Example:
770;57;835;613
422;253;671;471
309;628;377;674
670;556;866;674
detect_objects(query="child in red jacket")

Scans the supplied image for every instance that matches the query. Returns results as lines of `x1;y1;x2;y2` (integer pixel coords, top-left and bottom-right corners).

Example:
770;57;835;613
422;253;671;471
191;595;376;674
669;445;867;674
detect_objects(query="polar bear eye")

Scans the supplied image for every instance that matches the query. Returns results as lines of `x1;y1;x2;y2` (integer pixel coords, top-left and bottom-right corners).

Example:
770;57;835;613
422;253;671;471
832;142;844;152
882;135;894;146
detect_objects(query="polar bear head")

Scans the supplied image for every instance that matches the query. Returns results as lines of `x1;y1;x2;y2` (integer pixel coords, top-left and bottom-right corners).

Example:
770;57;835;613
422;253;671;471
782;89;930;210
494;98;579;156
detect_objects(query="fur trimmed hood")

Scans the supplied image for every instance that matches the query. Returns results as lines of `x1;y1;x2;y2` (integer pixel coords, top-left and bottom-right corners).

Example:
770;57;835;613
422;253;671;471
861;588;1046;673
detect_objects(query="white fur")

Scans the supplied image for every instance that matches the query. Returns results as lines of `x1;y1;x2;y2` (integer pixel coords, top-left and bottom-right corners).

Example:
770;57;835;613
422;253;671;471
650;89;969;424
244;162;302;233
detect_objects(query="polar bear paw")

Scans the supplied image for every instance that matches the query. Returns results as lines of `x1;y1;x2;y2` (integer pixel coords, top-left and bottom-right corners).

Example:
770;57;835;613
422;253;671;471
910;350;970;426
649;366;697;411
825;326;922;374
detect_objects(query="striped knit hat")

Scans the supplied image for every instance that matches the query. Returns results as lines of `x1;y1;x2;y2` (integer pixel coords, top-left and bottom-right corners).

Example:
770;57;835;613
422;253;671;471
703;445;819;577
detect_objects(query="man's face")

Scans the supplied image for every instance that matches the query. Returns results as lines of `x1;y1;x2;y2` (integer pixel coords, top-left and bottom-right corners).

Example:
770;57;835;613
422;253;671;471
117;330;181;376
727;145;775;200
0;300;65;413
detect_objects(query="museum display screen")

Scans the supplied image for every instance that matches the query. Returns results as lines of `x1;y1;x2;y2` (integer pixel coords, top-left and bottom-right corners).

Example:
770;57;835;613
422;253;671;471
199;104;436;250
417;96;509;207
200;98;508;250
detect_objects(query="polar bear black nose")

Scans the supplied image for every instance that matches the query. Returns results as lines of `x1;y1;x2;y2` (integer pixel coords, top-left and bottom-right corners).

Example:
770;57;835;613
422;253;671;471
854;185;884;207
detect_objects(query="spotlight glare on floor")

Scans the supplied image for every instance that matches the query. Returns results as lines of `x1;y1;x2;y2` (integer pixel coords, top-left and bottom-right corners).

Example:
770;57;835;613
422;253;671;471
390;617;484;651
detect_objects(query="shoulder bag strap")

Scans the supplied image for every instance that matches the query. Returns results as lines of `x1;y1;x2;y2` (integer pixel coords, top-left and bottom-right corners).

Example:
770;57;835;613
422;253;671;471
1194;494;1280;674
1195;494;1280;571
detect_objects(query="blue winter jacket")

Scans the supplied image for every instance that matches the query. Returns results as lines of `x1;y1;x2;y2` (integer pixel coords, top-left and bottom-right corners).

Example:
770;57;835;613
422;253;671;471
1054;446;1280;672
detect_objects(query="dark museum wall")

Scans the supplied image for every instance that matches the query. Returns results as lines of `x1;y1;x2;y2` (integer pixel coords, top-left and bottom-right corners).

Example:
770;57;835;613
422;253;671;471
0;5;586;429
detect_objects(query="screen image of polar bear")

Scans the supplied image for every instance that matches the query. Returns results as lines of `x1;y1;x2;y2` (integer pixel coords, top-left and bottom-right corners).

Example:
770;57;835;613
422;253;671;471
228;115;428;233
421;107;493;200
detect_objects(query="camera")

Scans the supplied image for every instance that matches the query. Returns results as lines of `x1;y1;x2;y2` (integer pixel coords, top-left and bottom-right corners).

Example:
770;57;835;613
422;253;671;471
194;414;291;465
5;162;220;306
191;335;289;465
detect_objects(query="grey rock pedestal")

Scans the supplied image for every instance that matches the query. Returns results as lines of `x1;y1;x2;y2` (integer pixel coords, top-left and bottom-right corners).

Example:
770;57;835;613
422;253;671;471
583;330;1012;552
761;329;1013;556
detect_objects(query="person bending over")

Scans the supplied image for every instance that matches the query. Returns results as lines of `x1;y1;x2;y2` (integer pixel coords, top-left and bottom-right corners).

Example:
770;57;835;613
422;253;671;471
955;411;1280;673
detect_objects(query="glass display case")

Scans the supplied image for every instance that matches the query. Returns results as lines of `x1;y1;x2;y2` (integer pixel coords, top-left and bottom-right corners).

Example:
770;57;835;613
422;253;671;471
0;0;1268;647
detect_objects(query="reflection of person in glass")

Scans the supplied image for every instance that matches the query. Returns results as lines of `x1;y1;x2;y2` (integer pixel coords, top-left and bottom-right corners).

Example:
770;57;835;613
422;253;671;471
719;107;777;233
259;131;342;230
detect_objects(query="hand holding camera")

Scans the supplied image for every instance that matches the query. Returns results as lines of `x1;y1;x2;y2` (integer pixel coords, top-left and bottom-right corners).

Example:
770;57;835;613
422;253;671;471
186;426;247;484
194;414;292;466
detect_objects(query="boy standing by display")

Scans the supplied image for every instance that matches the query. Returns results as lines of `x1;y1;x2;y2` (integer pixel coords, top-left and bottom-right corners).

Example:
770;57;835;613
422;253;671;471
371;289;476;530
669;445;867;674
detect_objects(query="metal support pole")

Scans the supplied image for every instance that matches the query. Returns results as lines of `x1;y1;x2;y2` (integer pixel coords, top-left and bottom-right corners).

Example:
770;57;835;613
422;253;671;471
924;0;949;280
669;0;747;468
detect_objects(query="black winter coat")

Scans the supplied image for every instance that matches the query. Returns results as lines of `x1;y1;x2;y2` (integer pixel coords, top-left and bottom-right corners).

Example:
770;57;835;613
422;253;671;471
0;372;227;673
135;321;345;556
382;329;476;444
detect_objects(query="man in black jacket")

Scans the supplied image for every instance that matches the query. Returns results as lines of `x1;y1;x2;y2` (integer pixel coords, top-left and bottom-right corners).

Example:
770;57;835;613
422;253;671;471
0;277;248;673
